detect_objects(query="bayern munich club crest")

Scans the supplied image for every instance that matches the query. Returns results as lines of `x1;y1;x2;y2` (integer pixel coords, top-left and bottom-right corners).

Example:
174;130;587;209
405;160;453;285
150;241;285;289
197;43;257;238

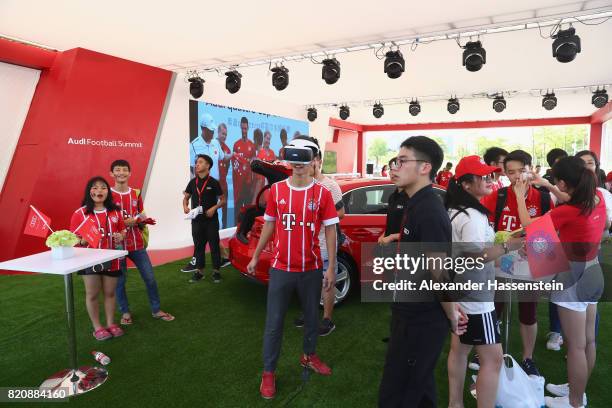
528;231;553;255
307;199;319;211
111;216;118;223
527;205;538;217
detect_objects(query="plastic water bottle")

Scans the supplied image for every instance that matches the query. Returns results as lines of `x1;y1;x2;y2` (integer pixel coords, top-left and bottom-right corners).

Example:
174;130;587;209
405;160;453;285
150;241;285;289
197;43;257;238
91;350;110;365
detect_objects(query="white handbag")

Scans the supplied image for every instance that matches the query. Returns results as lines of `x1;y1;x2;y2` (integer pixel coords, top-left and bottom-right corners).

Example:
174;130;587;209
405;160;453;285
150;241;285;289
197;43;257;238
495;355;545;408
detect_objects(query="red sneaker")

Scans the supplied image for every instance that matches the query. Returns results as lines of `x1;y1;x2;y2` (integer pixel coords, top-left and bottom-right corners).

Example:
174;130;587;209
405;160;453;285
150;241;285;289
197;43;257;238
260;371;276;399
300;354;332;375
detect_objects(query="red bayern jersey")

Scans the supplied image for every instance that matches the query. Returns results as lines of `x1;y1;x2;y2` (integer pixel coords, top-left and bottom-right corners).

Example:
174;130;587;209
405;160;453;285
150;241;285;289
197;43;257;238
70;207;126;270
436;170;453;188
111;188;145;251
264;179;339;272
219;141;231;182
549;190;606;261
482;186;554;232
257;148;276;162
232;138;256;178
490;179;505;192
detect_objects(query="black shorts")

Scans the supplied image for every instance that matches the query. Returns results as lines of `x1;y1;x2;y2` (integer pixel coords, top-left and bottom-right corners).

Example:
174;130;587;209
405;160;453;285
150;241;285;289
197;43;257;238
459;310;501;346
77;268;122;278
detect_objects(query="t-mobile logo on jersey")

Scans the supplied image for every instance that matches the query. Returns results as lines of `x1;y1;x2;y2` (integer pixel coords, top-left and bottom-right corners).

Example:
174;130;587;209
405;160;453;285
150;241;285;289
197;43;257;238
282;213;297;231
501;214;517;231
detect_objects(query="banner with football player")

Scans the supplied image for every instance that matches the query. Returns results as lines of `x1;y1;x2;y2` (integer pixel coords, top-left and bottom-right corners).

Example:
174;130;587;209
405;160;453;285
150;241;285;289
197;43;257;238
189;100;309;230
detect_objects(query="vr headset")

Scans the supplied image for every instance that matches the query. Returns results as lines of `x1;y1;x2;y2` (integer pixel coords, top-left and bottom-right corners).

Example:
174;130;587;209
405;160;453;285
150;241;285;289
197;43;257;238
282;139;319;164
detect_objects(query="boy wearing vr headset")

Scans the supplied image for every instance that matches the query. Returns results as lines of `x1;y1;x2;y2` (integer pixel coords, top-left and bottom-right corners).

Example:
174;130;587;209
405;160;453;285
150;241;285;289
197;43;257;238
247;137;339;400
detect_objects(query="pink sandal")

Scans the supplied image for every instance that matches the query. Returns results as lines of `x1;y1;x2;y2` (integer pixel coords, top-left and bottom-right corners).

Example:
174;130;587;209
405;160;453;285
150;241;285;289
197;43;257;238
106;324;124;337
120;315;133;325
93;327;112;341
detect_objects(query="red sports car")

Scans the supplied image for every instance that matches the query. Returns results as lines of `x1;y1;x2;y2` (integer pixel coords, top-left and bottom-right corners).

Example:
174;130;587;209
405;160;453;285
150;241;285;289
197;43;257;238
229;159;445;305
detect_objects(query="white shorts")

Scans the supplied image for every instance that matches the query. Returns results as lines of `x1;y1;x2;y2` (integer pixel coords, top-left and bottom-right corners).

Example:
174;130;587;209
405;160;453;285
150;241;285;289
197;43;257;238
322;258;338;276
551;258;602;312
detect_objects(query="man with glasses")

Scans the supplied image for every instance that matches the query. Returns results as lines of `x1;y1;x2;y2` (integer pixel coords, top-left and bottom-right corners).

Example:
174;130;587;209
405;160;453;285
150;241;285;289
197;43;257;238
483;147;509;192
379;136;467;407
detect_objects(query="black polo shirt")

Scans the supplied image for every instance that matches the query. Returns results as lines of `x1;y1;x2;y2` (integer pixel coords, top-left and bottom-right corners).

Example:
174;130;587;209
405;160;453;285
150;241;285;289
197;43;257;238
185;174;223;221
393;184;451;322
385;189;409;236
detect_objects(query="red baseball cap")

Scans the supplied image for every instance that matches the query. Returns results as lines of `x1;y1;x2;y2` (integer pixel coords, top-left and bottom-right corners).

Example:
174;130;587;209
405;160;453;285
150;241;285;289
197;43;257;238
607;171;612;183
455;155;501;179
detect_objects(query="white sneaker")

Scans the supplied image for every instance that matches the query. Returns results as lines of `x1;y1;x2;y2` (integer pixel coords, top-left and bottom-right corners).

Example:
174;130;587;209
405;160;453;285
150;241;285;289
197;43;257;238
547;382;569;397
545;384;587;406
546;332;564;351
545;395;585;408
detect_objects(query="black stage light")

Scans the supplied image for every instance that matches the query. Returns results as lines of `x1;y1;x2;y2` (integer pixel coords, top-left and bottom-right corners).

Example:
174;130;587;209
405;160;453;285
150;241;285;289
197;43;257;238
373;103;384;118
322;58;341;84
409;100;421;116
307;107;318;122
447;98;460;114
339;105;350;120
552;27;581;63
384;50;405;79
492;95;506;113
271;66;289;91
542;92;557;110
225;70;242;94
592;89;609;108
462;41;486;72
188;76;204;98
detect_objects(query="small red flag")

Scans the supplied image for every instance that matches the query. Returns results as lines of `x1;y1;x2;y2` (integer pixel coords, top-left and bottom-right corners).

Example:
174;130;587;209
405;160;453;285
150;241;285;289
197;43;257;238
23;206;52;238
73;216;101;249
525;214;570;278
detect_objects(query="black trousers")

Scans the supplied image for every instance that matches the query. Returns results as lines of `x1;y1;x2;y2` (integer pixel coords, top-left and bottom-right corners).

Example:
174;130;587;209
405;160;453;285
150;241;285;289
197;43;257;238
263;268;322;372
191;217;221;270
378;310;449;408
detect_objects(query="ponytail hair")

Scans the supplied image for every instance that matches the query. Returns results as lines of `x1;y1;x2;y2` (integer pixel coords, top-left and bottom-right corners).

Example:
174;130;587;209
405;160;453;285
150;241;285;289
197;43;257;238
444;175;490;217
552;156;597;215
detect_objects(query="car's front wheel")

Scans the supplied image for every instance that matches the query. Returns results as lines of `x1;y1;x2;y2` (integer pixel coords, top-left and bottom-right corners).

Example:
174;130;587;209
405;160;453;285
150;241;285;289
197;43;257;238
320;255;355;307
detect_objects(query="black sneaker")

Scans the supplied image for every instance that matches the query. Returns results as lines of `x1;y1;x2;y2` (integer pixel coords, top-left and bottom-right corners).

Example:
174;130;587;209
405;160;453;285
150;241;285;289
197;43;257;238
520;358;541;377
220;258;231;268
212;271;221;283
294;315;304;328
468;354;480;371
189;271;204;283
319;318;336;336
181;257;197;273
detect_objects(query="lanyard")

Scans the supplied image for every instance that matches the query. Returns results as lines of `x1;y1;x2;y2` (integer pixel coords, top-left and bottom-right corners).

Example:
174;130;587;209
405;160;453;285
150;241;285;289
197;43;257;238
195;176;210;206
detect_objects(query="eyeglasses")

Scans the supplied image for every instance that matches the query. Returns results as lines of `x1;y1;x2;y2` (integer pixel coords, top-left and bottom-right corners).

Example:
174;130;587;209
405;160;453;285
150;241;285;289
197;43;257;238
390;158;428;170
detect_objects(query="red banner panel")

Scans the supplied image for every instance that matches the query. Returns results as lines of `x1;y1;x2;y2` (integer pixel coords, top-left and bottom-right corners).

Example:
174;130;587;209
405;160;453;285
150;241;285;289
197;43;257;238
0;48;172;264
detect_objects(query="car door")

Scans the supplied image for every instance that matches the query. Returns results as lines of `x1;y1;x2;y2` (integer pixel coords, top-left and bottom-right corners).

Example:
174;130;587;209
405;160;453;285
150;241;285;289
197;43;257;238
340;184;397;268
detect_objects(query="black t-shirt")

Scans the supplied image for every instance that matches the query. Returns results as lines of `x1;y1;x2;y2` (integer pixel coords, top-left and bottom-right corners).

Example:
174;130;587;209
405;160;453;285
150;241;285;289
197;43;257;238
385;189;409;236
185;175;223;220
393;184;451;322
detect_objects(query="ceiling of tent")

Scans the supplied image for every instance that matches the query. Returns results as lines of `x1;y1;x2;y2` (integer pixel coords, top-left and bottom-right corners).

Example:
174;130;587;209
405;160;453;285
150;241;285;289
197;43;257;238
1;0;612;121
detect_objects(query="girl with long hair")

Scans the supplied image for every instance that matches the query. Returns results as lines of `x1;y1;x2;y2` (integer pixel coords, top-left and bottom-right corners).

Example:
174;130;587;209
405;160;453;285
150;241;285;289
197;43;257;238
445;156;523;408
539;157;609;408
70;176;127;341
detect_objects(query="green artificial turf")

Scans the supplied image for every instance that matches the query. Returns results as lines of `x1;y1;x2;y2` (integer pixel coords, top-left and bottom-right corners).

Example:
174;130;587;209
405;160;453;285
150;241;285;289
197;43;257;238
0;255;610;407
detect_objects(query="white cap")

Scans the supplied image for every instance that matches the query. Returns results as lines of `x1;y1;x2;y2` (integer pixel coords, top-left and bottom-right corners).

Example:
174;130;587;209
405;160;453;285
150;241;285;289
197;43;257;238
199;113;216;131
